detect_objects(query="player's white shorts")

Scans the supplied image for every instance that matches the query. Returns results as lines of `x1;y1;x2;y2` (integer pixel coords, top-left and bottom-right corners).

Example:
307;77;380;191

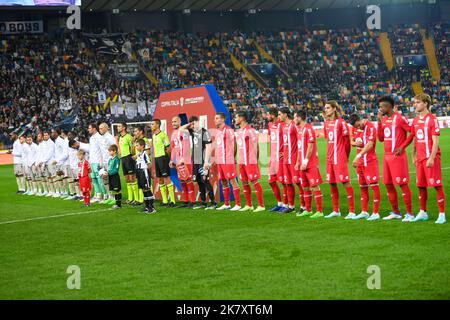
32;165;42;178
14;164;24;176
46;164;57;177
69;167;78;180
64;165;71;177
25;166;34;179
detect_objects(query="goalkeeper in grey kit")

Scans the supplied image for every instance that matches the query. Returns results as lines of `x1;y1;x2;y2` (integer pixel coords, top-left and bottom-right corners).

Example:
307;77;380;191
181;116;217;209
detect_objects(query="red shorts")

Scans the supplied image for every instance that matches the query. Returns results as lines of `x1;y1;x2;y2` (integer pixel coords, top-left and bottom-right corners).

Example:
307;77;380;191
217;164;237;180
326;161;350;183
283;163;300;185
299;166;323;187
79;177;91;193
416;157;443;187
177;163;193;181
383;154;409;185
239;164;261;181
357;162;380;186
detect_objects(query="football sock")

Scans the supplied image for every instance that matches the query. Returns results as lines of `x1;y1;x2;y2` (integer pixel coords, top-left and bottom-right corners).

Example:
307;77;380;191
435;186;446;213
282;184;288;206
198;180;206;202
159;184;168;204
385;184;400;214
419;187;428;211
187;181;196;203
360;186;369;213
286;184;295;207
314;190;323;212
243;184;252;207
303;189;312;212
138;189;144;203
223;186;230;206
181;182;188;203
115;193;122;207
346;185;355;213
167;183;175;203
83;192;90;205
233;187;241;206
330;184;340;212
371;185;380;214
143;190;154;209
254;181;264;207
205;180;215;203
132;182;140;202
269;181;282;203
127;183;134;201
98;178;107;195
296;183;306;208
400;184;413;214
92;178;100;195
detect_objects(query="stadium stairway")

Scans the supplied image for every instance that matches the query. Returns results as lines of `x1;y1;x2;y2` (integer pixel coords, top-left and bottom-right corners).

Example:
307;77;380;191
131;51;158;87
252;39;292;79
223;47;266;88
421;29;441;81
412;81;424;95
379;32;394;71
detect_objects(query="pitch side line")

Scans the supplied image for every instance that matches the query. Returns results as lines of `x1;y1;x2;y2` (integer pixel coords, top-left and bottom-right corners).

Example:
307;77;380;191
0;208;113;226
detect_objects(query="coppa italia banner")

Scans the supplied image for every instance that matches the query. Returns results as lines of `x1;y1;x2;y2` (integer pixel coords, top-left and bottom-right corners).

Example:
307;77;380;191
153;84;231;203
0;20;43;34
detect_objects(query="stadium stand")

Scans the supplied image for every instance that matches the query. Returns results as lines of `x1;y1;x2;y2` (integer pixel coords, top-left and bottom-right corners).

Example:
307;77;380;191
1;23;449;148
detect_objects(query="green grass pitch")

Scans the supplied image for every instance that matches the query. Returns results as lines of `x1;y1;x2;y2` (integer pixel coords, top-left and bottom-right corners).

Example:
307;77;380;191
1;130;449;300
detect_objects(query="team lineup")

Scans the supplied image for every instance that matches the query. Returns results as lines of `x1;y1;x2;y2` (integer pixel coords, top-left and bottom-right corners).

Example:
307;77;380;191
9;93;446;224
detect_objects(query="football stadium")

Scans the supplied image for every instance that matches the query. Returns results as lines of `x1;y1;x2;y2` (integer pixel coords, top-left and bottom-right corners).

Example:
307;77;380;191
0;0;449;303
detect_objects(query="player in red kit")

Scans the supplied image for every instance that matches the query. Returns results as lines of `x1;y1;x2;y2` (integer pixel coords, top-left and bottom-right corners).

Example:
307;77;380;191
377;96;414;221
321;101;355;219
213;112;241;211
402;94;446;224
169;116;196;209
77;149;91;207
234;111;265;212
266;108;288;212
294;110;324;219
349;114;381;221
278;107;303;214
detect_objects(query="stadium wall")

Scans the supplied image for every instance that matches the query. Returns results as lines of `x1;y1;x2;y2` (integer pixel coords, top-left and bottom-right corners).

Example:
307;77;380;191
0;2;447;33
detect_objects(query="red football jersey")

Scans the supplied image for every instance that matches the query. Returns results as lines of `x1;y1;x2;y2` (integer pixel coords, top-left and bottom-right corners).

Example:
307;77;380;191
170;129;192;164
268;120;284;165
214;125;235;165
77;159;90;179
324;118;349;165
354;121;378;167
378;112;411;155
411;113;441;162
235;124;258;165
282;121;298;165
297;123;319;169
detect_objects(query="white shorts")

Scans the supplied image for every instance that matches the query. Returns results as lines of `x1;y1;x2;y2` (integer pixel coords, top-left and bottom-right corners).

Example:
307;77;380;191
25;166;34;179
46;164;57;177
14;164;24;176
69;167;79;180
32;165;42;178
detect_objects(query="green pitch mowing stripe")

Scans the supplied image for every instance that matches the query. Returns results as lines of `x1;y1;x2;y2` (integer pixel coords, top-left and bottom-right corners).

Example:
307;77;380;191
0;130;449;300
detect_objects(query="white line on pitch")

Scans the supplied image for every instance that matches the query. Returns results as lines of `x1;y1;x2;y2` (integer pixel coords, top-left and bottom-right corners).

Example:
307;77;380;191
0;208;114;226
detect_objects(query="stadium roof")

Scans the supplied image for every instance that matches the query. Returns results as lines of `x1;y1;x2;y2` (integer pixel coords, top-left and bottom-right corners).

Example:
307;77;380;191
82;0;421;12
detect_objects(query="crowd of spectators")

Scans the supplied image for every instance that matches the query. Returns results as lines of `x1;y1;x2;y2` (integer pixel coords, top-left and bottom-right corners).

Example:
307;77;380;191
1;23;449;148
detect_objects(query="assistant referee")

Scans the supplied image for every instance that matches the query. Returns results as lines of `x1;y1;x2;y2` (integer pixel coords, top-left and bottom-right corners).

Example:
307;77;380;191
150;119;176;207
117;122;139;205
